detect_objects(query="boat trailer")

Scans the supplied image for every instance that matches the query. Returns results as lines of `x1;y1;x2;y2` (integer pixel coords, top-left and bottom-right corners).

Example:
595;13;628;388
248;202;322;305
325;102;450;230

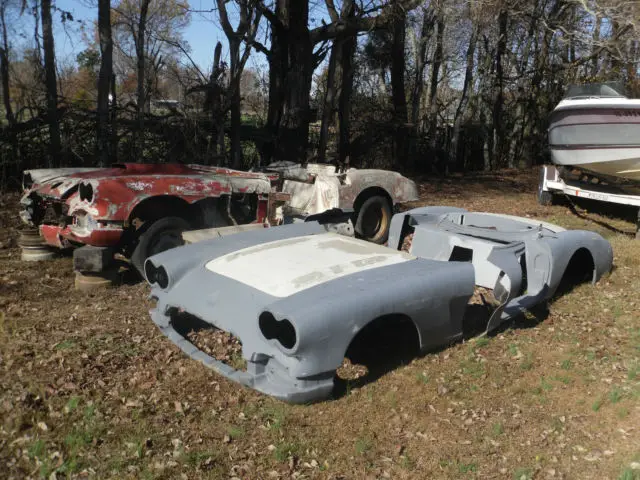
538;165;640;238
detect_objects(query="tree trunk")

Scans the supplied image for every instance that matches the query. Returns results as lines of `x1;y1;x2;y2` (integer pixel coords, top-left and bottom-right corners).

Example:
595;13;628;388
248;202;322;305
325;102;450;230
277;0;312;164
492;9;507;169
411;7;433;126
41;0;61;167
450;24;477;172
0;3;13;126
228;39;243;169
97;0;113;167
317;38;340;164
337;33;356;170
390;5;408;168
136;0;151;160
427;8;444;151
110;73;118;162
217;0;261;169
210;42;225;165
591;15;601;78
264;0;289;165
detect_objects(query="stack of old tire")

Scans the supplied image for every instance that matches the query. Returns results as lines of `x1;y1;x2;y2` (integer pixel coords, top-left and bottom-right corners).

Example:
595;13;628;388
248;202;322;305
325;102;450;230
18;229;56;262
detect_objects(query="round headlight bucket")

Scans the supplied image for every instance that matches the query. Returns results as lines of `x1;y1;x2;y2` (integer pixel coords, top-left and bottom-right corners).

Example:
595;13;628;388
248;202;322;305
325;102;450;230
144;260;169;289
258;311;297;351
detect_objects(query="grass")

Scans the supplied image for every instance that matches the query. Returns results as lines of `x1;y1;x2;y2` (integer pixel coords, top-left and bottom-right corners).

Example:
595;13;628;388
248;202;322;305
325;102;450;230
520;353;534;371
609;388;624;404
227;425;244;440
514;466;533;480
65;396;80;413
262;405;286;431
561;359;573;370
55;339;76;350
273;441;303;462
458;461;478;473
355;437;372;455
619;468;640;480
592;397;604;412
27;439;46;460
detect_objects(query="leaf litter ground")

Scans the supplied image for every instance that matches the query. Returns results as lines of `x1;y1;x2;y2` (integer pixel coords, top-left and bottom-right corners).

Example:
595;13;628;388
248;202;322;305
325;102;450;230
1;169;639;479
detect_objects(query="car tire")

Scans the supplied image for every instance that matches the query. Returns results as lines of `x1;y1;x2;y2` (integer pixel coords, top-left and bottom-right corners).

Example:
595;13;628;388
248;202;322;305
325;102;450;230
131;216;190;276
354;195;392;244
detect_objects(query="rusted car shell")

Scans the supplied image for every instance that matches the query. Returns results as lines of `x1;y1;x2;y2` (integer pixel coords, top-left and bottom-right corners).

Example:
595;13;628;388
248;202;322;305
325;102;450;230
20;164;273;249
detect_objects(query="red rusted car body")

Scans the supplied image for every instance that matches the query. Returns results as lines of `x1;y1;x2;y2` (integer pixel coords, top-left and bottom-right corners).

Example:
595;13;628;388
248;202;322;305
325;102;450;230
20;163;275;250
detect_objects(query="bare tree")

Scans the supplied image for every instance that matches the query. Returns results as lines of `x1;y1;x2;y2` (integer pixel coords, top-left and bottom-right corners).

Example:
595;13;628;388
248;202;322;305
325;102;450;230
216;0;261;169
0;0;14;127
256;0;419;164
449;18;478;171
41;0;61;167
97;0;113;166
317;0;356;165
135;0;151;156
390;3;408;166
410;5;434;127
427;0;444;153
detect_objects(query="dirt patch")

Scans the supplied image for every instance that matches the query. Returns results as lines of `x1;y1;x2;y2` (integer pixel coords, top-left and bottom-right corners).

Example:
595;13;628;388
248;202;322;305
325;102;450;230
1;169;639;479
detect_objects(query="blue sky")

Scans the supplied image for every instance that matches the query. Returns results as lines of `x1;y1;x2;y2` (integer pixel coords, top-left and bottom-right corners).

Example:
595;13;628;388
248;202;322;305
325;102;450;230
14;0;255;72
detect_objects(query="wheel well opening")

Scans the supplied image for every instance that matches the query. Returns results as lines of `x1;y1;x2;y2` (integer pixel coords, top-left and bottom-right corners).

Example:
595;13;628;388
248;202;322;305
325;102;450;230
353;186;392;213
555;247;595;296
344;314;420;368
128;196;194;226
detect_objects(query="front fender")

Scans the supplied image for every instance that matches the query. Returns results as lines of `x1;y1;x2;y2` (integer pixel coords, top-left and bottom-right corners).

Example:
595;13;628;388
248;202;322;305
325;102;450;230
264;258;475;379
341;170;419;209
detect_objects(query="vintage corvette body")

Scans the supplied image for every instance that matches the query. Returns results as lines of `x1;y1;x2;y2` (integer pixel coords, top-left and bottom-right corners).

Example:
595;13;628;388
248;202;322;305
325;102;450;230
20;164;275;250
146;207;613;403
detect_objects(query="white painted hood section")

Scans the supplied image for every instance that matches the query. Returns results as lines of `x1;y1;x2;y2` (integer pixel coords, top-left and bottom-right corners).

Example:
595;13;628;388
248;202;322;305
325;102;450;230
281;175;341;216
205;233;415;297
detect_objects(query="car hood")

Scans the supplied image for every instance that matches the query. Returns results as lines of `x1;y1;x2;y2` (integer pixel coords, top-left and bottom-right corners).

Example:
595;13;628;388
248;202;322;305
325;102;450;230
23;164;273;200
203;233;414;298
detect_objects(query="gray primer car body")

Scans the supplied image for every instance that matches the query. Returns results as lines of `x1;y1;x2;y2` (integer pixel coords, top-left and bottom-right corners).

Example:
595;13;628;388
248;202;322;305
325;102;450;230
147;207;613;403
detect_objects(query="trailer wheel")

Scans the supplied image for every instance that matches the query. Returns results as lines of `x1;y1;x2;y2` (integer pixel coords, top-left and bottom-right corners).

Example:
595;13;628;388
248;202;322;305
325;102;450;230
537;186;555;206
131;216;190;276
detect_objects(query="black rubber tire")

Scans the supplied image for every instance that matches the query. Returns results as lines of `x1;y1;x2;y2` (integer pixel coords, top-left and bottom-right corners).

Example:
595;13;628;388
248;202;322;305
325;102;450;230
354;195;392;244
18;229;45;247
130;216;190;276
537;188;555;206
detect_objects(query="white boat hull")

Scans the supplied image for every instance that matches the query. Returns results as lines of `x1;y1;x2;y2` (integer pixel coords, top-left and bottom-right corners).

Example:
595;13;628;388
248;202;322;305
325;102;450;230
549;96;640;182
550;147;640;181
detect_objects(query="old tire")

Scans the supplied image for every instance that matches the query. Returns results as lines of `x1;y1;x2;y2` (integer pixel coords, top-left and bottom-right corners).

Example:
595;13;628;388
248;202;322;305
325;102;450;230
131;216;190;276
75;270;118;291
537;187;555;206
18;229;45;247
21;246;56;262
354;195;392;244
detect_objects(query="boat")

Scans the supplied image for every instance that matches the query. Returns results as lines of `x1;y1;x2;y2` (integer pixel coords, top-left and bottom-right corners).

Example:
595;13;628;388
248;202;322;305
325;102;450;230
548;82;640;182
